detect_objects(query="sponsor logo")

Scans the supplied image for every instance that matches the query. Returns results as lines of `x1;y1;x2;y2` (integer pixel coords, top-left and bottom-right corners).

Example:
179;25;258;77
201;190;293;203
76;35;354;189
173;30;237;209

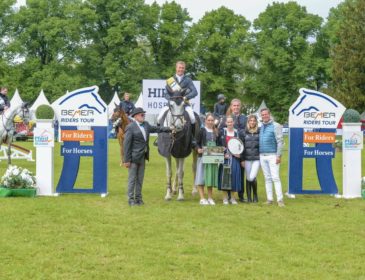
344;132;363;149
61;130;94;142
34;128;54;147
53;86;108;126
289;88;346;129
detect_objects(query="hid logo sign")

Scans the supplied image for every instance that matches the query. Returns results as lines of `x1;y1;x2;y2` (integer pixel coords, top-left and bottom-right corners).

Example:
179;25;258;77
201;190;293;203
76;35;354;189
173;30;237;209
288;88;346;195
52;86;108;195
142;79;200;115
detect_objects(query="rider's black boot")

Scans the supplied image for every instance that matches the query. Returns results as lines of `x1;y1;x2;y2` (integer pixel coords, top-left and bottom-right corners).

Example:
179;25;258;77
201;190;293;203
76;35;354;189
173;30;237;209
246;180;252;203
252;178;258;203
191;123;197;148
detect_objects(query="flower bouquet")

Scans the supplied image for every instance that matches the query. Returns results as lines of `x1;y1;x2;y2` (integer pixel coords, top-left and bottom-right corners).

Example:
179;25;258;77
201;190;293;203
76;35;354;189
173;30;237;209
0;165;36;197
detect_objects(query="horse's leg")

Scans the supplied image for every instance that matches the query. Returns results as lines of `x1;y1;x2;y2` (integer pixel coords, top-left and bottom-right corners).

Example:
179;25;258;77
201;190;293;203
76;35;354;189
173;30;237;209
176;158;185;201
191;149;198;196
172;171;178;195
7;140;11;166
118;129;124;165
164;156;173;200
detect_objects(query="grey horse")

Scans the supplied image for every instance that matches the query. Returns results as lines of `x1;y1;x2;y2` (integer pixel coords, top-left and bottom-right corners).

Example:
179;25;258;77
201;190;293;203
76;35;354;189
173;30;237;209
0;103;31;165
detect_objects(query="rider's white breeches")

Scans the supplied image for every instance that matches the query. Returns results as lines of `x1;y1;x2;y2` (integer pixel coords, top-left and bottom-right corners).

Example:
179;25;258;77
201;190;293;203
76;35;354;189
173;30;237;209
157;105;195;124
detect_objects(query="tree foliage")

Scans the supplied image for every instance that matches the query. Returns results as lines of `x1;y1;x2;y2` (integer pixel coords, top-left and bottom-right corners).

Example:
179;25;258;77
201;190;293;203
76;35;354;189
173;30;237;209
330;0;365;111
0;0;360;118
244;2;322;122
186;7;251;109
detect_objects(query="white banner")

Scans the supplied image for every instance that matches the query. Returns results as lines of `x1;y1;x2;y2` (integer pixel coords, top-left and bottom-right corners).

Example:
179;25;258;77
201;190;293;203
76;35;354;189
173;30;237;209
289;88;346;129
142;79;200;115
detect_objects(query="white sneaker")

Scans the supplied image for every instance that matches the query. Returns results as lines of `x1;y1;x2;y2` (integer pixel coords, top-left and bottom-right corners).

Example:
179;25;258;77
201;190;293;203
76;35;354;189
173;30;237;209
230;198;238;205
200;199;209;205
207;198;215;205
223;198;229;205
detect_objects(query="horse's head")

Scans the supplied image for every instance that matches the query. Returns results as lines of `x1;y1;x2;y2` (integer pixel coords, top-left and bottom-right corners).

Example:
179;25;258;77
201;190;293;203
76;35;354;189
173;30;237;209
111;105;127;121
167;96;185;132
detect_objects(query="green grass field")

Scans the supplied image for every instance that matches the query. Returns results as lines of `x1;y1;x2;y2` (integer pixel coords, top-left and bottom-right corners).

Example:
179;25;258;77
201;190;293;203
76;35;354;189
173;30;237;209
0;138;364;279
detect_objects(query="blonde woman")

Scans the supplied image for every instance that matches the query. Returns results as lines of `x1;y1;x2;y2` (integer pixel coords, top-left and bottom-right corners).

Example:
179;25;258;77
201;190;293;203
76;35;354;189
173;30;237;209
240;114;260;202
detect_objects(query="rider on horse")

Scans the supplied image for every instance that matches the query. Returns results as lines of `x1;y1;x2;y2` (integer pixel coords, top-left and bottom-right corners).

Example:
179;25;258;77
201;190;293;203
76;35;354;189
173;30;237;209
158;61;198;144
0;87;10;114
119;92;135;118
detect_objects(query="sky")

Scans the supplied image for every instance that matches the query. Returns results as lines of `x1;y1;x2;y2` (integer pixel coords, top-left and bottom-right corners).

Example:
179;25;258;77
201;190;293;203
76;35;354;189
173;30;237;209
16;1;343;22
145;0;344;22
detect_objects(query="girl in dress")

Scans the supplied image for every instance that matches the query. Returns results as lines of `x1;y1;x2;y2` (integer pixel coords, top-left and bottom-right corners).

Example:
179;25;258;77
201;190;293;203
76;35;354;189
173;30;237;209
217;116;243;205
195;113;219;205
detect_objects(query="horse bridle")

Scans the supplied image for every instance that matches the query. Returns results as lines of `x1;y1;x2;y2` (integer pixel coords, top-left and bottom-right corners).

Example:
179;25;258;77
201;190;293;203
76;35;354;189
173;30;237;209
168;96;186;132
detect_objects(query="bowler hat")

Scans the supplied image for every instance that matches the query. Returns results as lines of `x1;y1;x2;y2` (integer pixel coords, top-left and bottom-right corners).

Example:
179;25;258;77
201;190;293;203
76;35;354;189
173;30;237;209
131;107;146;117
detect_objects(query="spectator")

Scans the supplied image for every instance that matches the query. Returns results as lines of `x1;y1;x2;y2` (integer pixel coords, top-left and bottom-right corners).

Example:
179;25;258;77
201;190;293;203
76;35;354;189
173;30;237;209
259;108;284;207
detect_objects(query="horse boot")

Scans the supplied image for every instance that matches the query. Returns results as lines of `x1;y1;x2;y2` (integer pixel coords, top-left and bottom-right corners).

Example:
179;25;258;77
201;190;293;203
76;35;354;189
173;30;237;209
246;180;252;203
191;123;197;148
252;178;258;203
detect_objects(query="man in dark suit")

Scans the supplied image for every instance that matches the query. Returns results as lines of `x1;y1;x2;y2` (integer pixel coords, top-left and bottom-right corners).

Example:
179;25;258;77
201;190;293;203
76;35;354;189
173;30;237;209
123;107;170;206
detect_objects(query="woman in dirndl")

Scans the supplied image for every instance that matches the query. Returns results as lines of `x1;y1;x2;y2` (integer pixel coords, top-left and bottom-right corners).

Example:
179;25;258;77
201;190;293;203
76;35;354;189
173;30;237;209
195;113;219;205
217;116;243;205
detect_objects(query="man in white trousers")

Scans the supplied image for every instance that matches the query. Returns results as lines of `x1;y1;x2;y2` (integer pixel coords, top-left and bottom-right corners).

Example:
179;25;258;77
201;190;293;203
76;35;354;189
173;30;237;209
259;108;285;207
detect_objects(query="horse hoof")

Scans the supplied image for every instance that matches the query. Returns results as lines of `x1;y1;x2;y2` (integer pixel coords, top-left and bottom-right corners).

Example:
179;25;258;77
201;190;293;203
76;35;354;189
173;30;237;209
165;190;172;201
177;191;184;201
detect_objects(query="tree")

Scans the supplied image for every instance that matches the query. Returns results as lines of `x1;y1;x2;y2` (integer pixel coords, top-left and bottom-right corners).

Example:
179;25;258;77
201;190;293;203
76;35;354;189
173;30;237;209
143;1;192;78
186;7;251;110
331;0;365;111
245;2;322;122
77;0;156;101
3;0;86;102
0;0;16;89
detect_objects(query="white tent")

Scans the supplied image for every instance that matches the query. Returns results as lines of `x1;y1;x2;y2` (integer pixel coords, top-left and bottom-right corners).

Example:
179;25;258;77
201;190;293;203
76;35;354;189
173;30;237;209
360;111;365;121
255;100;267;114
10;88;23;108
108;91;121;118
135;92;143;108
30;89;50;112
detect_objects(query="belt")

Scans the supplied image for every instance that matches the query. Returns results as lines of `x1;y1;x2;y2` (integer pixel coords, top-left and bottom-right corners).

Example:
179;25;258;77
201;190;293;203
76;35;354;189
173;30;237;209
260;153;276;156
